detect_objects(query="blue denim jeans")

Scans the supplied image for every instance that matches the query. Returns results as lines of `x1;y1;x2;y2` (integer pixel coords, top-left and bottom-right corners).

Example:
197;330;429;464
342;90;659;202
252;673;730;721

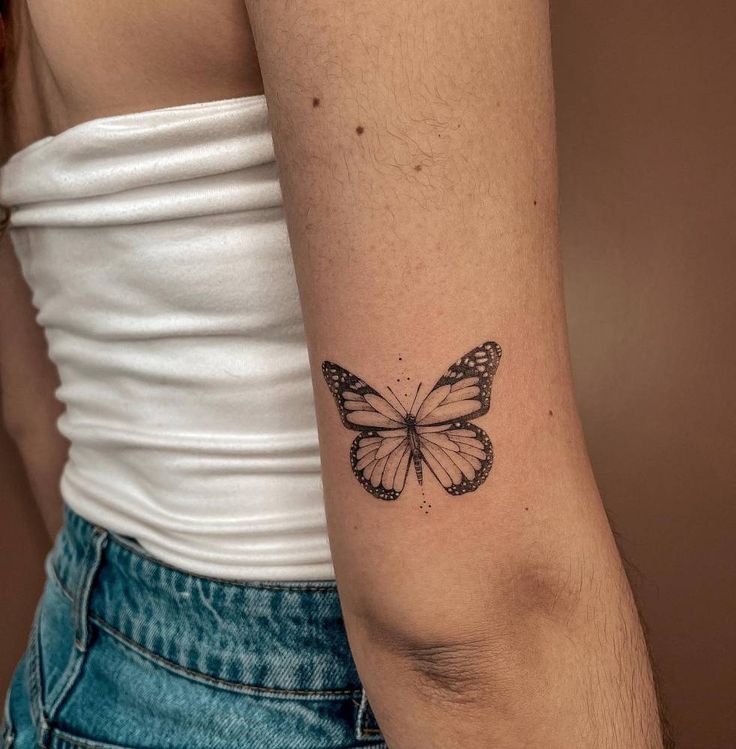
2;507;386;749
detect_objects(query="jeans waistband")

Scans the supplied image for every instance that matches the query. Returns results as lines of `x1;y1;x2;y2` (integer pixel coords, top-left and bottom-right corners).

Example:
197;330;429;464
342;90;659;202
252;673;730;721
49;506;361;699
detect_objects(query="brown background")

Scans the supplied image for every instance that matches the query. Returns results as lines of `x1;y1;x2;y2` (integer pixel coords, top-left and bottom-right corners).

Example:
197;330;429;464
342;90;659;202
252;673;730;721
1;2;735;746
553;2;735;746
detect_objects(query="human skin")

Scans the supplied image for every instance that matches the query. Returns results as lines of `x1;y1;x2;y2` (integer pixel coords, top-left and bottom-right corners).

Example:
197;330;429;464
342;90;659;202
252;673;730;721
247;1;664;746
1;1;664;745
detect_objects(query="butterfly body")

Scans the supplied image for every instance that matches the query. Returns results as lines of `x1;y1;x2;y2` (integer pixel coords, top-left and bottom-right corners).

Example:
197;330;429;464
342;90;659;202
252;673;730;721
405;418;425;486
323;341;502;500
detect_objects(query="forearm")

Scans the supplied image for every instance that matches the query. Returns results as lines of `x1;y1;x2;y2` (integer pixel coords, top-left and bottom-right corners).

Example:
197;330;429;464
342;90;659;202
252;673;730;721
0;233;67;539
3;420;66;539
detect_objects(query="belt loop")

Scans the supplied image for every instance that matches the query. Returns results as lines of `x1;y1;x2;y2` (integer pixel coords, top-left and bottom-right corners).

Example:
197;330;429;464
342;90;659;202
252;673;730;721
73;526;109;652
355;687;382;741
2;672;16;749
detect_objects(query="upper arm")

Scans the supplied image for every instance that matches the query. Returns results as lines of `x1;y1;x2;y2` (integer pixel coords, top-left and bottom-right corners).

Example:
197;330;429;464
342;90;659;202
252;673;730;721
245;0;599;642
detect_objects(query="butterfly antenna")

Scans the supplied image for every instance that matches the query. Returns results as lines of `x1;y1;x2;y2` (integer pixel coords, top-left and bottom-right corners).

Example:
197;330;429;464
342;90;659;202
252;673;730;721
385;386;408;416
408;382;423;416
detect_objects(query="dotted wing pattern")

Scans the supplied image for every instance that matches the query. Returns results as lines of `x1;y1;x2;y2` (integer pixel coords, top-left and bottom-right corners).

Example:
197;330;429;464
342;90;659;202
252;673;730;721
416;341;502;425
322;361;404;432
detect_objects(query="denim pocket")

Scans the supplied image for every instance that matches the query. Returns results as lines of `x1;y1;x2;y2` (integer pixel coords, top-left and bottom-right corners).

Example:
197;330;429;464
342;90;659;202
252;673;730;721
23;573;93;747
0;576;98;749
50;623;379;749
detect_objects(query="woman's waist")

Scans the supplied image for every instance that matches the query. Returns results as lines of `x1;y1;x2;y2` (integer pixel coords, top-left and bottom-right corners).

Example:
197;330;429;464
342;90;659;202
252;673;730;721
57;446;333;582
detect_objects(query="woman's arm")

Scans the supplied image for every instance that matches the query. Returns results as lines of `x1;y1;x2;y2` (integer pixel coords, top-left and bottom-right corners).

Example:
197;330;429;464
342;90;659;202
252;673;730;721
246;1;663;747
0;231;67;538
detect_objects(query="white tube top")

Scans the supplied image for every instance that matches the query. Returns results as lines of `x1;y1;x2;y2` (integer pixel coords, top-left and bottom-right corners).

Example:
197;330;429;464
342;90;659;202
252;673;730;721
0;95;334;580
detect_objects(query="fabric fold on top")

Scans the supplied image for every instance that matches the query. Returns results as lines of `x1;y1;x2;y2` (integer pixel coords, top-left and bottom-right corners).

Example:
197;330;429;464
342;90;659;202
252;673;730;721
0;95;334;581
1;96;282;226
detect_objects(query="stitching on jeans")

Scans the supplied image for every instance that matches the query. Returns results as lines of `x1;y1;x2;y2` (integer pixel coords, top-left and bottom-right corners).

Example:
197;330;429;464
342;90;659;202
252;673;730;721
73;530;108;652
44;645;84;727
49;725;134;749
39;527;107;746
356;688;383;739
49;567;360;700
45;530;109;724
2;682;15;749
52;727;388;749
25;603;52;747
91;619;359;700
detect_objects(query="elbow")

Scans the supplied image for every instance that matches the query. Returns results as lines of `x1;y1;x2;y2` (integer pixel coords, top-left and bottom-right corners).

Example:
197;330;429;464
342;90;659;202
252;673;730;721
351;552;590;706
391;633;518;707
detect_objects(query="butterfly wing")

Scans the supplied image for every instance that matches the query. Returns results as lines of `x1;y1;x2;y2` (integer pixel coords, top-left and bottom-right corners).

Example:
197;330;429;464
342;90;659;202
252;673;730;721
413;341;501;495
323;360;412;500
322;361;407;432
417;422;493;495
350;429;413;500
414;341;502;426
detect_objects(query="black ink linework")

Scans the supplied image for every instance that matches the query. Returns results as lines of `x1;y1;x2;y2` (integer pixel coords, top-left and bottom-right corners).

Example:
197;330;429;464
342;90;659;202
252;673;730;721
322;341;502;501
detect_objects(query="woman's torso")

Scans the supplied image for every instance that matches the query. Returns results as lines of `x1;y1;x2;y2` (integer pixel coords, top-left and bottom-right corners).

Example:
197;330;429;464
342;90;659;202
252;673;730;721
1;1;334;580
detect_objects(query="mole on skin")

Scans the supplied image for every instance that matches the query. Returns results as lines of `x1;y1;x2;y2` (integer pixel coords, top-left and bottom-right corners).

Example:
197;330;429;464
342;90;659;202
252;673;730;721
312;97;320;107
356;125;365;135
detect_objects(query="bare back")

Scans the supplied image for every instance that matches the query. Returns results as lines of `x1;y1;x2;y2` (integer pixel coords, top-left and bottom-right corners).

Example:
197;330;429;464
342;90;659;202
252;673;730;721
8;0;263;153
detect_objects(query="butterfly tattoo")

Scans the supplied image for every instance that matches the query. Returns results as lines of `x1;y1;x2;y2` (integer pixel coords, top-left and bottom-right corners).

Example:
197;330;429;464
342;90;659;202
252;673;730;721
322;341;502;500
